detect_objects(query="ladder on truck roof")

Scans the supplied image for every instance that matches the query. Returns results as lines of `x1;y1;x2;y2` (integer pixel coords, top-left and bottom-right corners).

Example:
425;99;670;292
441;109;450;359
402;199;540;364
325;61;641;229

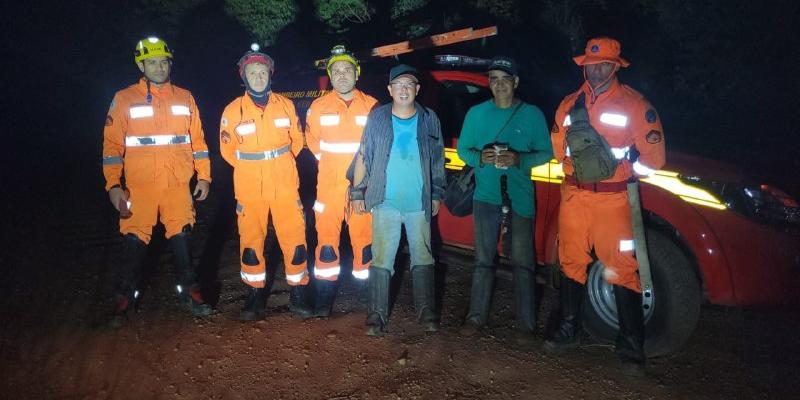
314;26;498;69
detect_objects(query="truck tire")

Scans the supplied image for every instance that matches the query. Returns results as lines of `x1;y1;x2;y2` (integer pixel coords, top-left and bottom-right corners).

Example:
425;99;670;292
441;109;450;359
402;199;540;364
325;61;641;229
581;229;702;357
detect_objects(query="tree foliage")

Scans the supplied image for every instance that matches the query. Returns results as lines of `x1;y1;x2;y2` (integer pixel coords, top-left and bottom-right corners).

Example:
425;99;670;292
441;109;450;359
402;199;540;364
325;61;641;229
314;0;374;33
223;0;299;46
468;0;522;24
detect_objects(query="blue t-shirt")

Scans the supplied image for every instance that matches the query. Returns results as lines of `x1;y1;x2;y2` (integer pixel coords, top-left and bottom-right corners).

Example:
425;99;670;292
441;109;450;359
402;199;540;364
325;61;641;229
384;113;423;212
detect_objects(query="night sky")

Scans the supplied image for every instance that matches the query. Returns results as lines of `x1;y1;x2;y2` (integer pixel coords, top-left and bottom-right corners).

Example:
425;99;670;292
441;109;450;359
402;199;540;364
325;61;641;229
2;0;799;201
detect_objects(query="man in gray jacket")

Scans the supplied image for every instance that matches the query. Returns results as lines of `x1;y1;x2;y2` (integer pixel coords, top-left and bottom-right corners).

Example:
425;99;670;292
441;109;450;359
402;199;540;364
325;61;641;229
349;64;445;336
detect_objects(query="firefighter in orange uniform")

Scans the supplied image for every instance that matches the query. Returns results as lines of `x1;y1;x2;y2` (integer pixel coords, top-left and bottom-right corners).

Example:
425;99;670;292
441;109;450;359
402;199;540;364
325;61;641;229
102;37;212;326
544;37;665;376
220;44;312;320
305;45;378;317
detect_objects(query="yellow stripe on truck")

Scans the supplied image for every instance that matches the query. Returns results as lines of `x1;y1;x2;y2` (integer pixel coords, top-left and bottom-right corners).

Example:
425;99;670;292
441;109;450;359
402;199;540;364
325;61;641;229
443;147;726;210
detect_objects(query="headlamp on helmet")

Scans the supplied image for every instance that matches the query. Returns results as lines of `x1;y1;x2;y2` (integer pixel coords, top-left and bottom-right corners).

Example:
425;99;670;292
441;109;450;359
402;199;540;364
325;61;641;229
237;43;275;78
326;45;360;78
134;36;173;64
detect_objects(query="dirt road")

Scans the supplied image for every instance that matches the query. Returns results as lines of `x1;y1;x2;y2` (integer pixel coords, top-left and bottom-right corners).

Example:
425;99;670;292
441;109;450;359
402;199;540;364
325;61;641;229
1;185;798;400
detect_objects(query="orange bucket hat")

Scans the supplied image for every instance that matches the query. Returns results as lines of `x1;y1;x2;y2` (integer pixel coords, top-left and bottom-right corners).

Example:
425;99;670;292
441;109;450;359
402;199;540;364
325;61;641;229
573;37;630;68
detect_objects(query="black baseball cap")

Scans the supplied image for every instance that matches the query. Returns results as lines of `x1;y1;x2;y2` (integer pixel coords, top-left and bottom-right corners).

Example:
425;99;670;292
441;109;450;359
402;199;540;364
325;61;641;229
487;56;517;76
389;64;419;82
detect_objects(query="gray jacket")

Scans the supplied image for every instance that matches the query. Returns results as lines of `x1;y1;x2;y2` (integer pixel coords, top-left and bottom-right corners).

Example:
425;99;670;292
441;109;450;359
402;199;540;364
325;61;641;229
348;102;445;222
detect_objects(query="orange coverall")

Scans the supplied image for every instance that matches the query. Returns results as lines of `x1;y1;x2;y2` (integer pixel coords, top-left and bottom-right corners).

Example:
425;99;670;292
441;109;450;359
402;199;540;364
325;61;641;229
305;89;378;281
102;78;211;244
551;80;666;292
220;93;309;288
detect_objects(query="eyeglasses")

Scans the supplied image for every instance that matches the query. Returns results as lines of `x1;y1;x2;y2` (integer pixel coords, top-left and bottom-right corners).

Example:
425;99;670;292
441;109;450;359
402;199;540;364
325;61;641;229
488;75;515;84
390;81;418;90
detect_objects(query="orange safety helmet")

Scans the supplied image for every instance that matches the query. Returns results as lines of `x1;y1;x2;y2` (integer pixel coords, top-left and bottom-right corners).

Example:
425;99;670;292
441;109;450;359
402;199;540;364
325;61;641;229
573;37;630;68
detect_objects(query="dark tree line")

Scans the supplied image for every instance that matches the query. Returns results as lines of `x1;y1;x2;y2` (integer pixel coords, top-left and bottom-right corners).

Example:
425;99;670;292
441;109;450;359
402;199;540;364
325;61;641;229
4;0;799;192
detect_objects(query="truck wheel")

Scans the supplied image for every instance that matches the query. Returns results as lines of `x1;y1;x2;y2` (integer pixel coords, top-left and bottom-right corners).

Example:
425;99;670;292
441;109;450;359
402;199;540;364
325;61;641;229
581;229;702;357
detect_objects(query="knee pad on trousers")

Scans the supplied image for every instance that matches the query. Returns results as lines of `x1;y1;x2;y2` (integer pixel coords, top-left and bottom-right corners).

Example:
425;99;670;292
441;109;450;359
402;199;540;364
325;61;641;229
362;244;373;264
319;245;338;263
291;245;307;265
242;248;259;266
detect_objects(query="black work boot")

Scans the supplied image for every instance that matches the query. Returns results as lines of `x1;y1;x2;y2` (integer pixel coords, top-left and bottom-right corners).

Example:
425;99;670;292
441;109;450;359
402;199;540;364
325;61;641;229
412;265;439;332
239;286;268;321
543;273;585;353
513;266;536;347
313;279;338;318
459;266;494;337
289;284;314;319
170;232;212;317
109;234;147;328
365;267;390;336
614;285;647;377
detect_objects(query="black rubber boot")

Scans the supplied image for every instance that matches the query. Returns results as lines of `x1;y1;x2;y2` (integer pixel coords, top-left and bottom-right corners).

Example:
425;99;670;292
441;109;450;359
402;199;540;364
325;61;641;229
313;279;338;318
614;285;647;377
109;234;147;328
239;286;268;321
543;273;585;353
412;264;439;332
289;284;314;319
365;267;390;336
170;232;212;317
458;266;494;336
513;266;536;346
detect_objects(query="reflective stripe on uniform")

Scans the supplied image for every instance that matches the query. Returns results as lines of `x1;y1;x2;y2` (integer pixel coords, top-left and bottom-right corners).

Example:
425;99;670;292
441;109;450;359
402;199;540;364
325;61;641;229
273;118;291;128
129;105;154;119
285;271;306;283
314;266;341;278
320;140;360;154
125;134;191;147
171;105;191;116
352;269;369;280
193;151;209;159
314;153;322;161
103;156;123;165
241;271;266;283
319;114;340;126
563;115;572;127
355;115;368;126
236;122;256;136
235;144;290;160
632;160;656;176
599;112;628;127
236;203;244;213
619;239;635;252
313;201;325;213
610;146;630;160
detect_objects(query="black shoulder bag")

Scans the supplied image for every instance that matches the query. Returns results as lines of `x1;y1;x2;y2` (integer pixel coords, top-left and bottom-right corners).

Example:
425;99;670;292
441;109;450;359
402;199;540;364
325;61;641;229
444;102;522;217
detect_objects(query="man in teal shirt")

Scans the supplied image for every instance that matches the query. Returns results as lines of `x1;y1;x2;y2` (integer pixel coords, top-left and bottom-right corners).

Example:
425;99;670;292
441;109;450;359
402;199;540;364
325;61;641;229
456;56;553;345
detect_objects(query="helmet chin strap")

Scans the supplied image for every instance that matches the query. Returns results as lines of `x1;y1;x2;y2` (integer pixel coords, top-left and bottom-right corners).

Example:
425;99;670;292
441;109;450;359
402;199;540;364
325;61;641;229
243;77;271;107
142;65;171;104
583;64;618;103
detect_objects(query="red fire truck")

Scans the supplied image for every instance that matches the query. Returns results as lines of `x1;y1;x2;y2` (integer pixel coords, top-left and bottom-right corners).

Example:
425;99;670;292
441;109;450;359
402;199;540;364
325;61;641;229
274;29;800;357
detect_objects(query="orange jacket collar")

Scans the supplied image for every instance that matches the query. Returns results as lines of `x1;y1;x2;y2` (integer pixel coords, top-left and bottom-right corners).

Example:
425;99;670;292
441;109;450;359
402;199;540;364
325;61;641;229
581;78;621;104
137;77;174;96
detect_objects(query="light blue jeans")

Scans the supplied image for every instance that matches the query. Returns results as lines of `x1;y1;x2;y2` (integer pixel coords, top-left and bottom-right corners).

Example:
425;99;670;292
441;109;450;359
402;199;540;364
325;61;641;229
371;204;434;275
